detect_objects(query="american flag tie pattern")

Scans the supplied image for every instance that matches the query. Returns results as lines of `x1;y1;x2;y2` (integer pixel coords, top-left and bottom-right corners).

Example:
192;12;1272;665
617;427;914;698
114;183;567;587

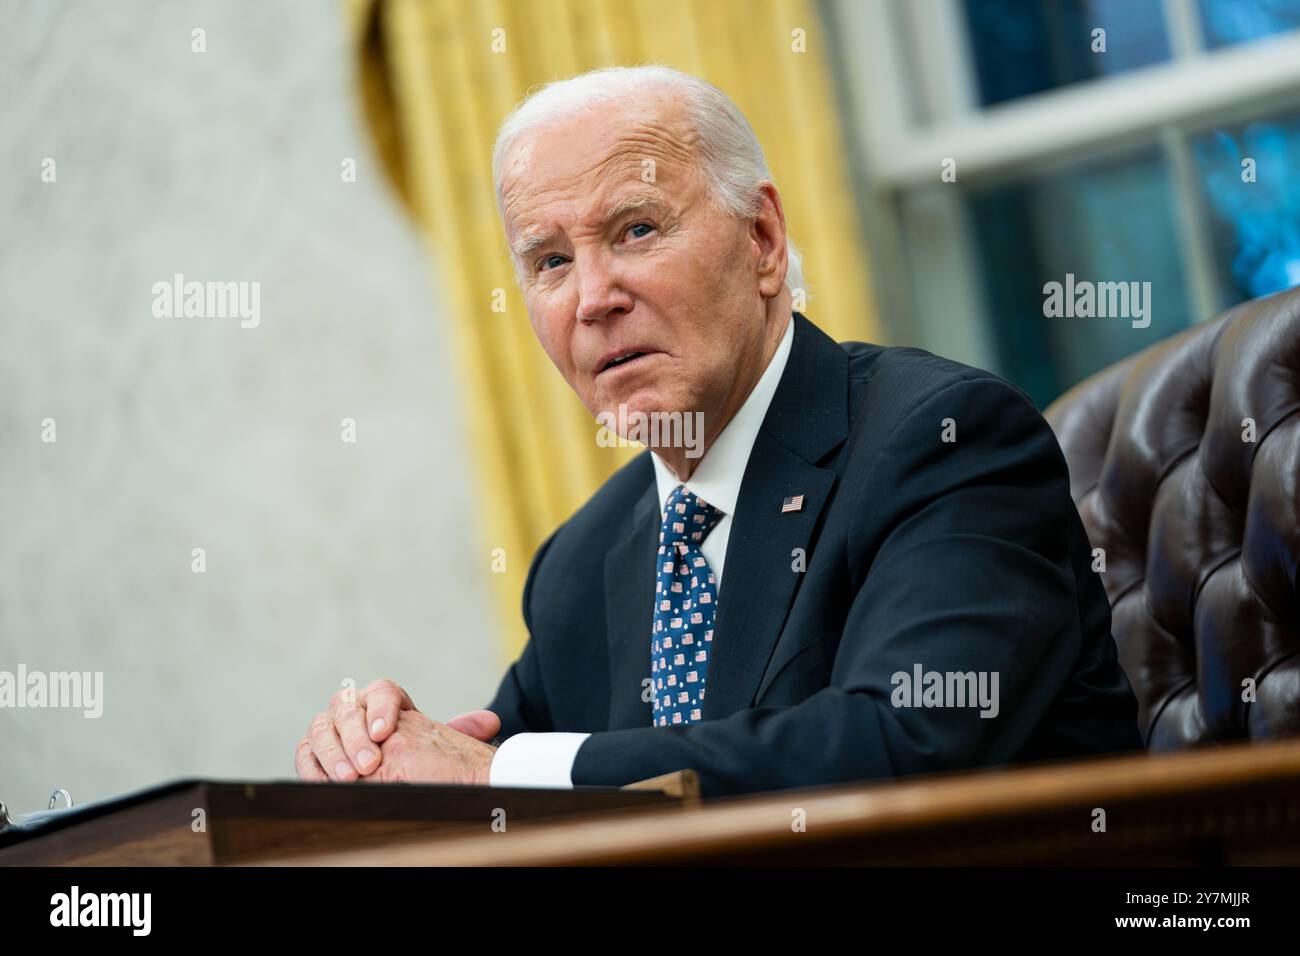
651;484;723;728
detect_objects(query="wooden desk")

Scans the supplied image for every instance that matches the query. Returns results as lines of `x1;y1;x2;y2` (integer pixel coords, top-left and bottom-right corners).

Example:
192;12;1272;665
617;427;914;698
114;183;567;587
252;739;1300;865
0;772;697;866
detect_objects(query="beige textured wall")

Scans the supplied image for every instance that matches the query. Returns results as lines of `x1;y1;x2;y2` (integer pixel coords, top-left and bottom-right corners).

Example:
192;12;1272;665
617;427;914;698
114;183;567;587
0;0;502;812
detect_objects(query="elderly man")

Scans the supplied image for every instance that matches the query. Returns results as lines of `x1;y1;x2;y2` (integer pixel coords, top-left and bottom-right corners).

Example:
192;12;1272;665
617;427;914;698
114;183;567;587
295;66;1142;797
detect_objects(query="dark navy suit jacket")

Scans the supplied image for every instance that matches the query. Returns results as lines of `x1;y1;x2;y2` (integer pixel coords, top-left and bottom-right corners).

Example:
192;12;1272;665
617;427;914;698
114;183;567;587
487;313;1143;797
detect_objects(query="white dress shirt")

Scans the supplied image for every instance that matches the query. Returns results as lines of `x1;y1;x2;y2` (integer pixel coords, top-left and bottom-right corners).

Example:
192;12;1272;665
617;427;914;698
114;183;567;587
489;315;795;788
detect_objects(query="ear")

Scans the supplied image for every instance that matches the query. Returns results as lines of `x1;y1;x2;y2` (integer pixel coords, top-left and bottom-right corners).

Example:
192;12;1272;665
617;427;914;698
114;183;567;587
750;182;789;299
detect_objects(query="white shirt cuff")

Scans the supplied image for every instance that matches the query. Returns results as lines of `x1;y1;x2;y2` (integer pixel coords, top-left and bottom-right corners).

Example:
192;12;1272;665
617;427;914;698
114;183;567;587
489;732;592;788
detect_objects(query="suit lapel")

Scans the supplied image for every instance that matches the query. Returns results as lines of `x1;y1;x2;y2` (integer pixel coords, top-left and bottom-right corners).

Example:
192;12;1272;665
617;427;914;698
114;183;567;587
603;478;660;730
702;437;836;718
702;314;851;719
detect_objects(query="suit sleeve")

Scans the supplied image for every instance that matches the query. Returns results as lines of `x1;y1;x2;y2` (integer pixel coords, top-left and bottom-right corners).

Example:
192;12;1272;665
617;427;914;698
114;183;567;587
571;375;1108;797
485;531;559;741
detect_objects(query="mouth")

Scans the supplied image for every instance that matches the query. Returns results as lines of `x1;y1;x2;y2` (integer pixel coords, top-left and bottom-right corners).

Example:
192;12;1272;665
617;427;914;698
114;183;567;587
596;349;657;376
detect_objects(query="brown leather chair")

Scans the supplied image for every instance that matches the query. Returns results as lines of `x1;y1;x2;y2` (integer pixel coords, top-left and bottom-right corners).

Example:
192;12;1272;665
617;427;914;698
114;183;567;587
1045;287;1300;749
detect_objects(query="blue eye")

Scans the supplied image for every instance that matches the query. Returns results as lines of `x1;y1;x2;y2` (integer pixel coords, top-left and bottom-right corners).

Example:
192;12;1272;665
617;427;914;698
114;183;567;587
538;254;567;272
626;222;654;240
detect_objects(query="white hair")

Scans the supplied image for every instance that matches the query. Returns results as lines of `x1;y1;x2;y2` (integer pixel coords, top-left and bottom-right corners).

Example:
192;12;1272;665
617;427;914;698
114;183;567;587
492;65;806;297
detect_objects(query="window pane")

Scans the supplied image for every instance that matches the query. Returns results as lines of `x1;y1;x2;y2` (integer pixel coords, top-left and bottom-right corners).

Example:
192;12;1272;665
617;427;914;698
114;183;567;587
965;149;1190;406
1197;0;1300;49
962;0;1171;107
1192;110;1300;307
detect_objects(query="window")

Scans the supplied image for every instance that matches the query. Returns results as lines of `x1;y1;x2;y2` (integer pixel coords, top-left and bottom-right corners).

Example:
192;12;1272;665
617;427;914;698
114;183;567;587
1193;110;1300;303
1198;0;1300;48
964;0;1171;106
966;148;1189;405
825;0;1300;406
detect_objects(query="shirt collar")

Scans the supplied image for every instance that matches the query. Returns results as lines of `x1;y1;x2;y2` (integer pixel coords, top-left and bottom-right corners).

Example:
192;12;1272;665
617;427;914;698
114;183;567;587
651;314;795;517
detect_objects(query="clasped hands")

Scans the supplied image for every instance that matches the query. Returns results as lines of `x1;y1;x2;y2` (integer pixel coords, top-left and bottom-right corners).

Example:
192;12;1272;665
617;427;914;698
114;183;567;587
294;678;500;785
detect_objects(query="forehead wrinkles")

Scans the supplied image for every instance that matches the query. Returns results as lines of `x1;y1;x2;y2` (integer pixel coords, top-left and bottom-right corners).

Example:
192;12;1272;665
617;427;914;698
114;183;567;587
503;113;703;237
591;117;701;180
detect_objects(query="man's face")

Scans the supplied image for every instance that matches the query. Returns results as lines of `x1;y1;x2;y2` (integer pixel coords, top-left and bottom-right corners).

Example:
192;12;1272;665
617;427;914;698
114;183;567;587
498;94;775;438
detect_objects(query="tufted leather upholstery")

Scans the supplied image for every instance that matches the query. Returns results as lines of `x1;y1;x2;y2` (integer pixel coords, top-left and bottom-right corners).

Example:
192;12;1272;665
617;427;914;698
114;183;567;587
1045;287;1300;749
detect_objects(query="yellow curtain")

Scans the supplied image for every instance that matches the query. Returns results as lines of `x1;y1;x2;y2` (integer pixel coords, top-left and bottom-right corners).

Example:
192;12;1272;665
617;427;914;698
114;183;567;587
346;0;879;661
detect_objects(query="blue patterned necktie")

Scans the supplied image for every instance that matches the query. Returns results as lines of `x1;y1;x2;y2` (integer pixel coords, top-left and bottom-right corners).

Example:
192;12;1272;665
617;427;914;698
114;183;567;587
651;484;724;727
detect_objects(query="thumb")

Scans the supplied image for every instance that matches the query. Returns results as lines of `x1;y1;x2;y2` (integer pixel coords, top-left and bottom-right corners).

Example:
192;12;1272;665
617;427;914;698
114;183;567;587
444;709;502;742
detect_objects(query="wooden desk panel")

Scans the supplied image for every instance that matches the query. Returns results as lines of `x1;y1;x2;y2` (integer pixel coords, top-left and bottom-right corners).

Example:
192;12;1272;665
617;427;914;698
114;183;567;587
251;739;1300;866
0;775;695;866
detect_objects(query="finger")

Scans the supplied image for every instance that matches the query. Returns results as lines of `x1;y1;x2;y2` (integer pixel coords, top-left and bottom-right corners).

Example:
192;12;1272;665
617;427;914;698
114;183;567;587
295;738;329;782
329;689;380;775
443;709;501;742
360;679;416;744
307;714;360;782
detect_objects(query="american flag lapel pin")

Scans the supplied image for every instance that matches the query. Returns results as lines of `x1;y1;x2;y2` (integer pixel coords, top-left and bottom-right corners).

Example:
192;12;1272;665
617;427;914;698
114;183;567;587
781;494;805;513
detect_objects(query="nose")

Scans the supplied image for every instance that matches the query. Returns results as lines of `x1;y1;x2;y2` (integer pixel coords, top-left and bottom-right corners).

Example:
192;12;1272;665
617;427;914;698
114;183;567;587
573;252;634;324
